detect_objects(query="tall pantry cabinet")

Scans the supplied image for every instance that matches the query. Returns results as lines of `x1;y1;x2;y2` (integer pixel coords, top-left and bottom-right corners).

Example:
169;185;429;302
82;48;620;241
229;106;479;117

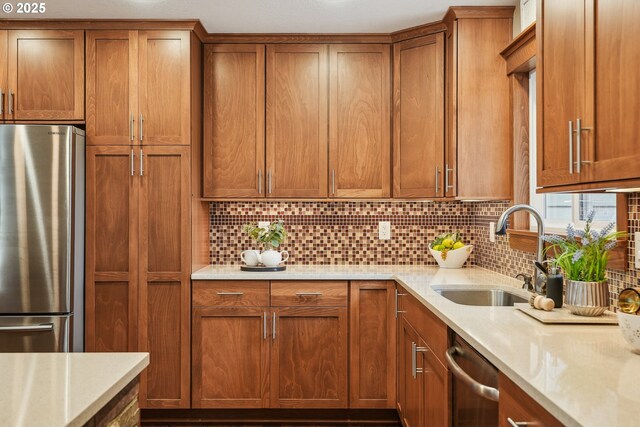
85;29;202;409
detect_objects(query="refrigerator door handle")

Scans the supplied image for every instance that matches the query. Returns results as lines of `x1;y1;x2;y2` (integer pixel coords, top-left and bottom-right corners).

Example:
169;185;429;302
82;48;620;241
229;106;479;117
0;323;54;332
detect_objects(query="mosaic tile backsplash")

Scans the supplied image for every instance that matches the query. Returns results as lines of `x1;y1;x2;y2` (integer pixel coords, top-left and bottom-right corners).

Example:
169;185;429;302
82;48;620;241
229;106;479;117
209;194;640;308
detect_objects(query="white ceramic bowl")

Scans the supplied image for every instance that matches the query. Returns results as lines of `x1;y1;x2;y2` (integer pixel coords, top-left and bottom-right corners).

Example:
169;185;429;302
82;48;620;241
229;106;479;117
617;311;640;354
429;245;473;269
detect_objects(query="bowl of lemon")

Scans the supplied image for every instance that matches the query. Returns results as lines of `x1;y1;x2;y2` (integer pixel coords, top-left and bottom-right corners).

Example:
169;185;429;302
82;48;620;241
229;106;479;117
429;232;473;269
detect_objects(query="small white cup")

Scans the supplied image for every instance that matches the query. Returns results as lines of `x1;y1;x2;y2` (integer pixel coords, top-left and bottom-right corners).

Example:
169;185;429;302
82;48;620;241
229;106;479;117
260;250;289;267
241;250;261;266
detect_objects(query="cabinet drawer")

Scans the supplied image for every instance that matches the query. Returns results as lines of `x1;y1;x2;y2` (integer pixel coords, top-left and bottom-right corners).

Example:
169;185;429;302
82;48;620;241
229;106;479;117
397;284;448;365
271;281;348;307
193;281;269;307
498;373;563;427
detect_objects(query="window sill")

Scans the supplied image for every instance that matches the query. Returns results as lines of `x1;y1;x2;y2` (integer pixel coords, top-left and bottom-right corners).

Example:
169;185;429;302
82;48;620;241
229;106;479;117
506;230;627;271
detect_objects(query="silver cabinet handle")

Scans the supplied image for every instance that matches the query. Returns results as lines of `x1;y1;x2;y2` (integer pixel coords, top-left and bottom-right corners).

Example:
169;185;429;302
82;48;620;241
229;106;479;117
139;148;144;177
445;164;454;191
258;169;263;194
0;88;3;116
395;290;407;318
139;113;144;142
568;120;574;174
576;118;582;173
8;89;14;115
296;292;322;296
263;312;267;340
267;171;272;195
130;149;135;177
435;167;440;194
272;312;276;340
411;342;428;378
216;291;244;296
130;113;135;142
0;323;54;332
332;169;336;195
507;418;533;427
445;346;499;402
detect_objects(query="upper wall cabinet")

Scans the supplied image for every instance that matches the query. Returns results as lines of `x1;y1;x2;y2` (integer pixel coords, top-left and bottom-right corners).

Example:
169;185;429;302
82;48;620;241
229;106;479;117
0;30;84;121
393;33;445;198
86;30;191;146
329;44;391;198
203;44;265;198
203;43;392;199
444;8;514;200
266;44;329;198
537;0;640;190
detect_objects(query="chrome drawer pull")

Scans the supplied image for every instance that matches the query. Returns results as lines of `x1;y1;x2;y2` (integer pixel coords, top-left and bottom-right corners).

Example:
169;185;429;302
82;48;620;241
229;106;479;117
216;292;244;296
507;418;533;427
295;292;323;296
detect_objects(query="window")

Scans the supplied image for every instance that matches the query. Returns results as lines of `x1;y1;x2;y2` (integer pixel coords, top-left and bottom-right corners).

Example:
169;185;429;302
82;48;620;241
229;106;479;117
528;71;617;233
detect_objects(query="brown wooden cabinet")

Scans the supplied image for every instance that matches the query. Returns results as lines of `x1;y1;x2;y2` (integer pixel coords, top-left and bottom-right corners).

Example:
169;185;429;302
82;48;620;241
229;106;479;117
202;44;265;198
329;44;391;198
86;30;191;146
349;281;396;408
393;33;445;198
0;29;84;121
192;281;270;408
537;0;640;189
86;146;192;409
498;373;563;427
444;8;514;200
266;44;329;198
137;146;191;408
396;285;449;427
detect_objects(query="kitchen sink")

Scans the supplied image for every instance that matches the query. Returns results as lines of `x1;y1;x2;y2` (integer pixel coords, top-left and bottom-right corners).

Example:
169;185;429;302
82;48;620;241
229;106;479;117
435;288;528;307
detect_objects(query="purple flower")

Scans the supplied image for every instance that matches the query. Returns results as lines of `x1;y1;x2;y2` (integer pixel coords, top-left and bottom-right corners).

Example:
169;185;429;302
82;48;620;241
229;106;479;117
598;222;615;239
542;234;565;244
586;210;596;224
604;240;617;251
566;224;576;242
572;249;584;262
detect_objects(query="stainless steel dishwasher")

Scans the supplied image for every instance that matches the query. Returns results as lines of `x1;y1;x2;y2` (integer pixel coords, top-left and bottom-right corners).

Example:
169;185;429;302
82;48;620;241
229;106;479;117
445;334;499;427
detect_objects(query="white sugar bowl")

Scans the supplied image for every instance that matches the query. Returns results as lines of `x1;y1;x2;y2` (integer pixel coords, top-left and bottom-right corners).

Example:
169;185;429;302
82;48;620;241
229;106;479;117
617;311;640;354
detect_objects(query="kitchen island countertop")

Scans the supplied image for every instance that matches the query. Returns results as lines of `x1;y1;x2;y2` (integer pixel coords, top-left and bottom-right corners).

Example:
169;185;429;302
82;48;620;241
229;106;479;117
0;352;148;427
193;264;640;427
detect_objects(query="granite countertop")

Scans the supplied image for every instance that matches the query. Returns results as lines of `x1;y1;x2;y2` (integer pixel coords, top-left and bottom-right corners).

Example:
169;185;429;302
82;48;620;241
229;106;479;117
192;264;640;427
0;352;149;427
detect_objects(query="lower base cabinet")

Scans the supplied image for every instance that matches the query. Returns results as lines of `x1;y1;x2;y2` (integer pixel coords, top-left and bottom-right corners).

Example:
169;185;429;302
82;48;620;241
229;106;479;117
396;285;449;427
498;373;563;427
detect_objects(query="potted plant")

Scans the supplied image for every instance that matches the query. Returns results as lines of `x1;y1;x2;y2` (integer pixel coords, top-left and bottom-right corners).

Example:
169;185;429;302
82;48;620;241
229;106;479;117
242;220;289;267
543;211;625;316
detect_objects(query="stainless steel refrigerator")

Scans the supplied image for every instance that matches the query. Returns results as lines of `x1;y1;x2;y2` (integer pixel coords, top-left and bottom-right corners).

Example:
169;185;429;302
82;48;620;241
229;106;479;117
0;125;84;352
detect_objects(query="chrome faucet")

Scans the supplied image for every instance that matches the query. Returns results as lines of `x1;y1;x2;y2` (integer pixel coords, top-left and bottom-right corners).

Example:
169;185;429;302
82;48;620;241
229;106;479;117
495;204;547;295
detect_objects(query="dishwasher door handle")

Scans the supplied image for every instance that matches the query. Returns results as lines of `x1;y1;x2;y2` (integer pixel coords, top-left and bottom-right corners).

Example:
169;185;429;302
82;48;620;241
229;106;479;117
445;346;499;402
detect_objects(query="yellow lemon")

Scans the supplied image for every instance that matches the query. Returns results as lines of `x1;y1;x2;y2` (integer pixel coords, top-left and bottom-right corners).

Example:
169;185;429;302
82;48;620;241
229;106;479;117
442;238;454;249
453;241;465;250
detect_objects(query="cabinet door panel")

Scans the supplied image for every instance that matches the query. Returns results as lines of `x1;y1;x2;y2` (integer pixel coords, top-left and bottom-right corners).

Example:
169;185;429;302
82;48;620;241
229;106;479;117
203;44;265;197
271;307;347;408
266;44;328;198
329;44;390;198
138;146;190;408
393;34;444;198
537;0;587;187
139;31;190;145
85;146;138;353
7;30;84;120
86;31;138;146
192;307;269;408
422;339;449;427
591;0;640;182
398;316;423;427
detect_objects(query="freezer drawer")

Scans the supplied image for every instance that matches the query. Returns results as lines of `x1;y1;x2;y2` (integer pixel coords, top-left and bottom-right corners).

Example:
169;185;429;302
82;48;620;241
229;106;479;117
0;315;70;352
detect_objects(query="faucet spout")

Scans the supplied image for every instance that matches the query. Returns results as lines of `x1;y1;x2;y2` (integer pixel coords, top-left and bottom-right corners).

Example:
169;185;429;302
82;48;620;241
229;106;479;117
495;204;547;294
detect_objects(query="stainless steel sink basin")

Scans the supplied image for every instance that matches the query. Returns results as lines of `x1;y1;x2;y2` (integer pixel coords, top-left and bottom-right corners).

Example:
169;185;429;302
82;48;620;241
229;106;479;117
435;288;528;306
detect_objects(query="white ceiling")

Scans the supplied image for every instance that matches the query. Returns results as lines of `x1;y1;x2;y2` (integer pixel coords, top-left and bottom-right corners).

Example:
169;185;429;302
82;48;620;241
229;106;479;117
14;0;518;34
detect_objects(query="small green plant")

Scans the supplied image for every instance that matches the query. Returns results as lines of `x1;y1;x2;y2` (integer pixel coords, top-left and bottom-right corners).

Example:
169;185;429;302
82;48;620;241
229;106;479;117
542;211;625;282
242;220;288;250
